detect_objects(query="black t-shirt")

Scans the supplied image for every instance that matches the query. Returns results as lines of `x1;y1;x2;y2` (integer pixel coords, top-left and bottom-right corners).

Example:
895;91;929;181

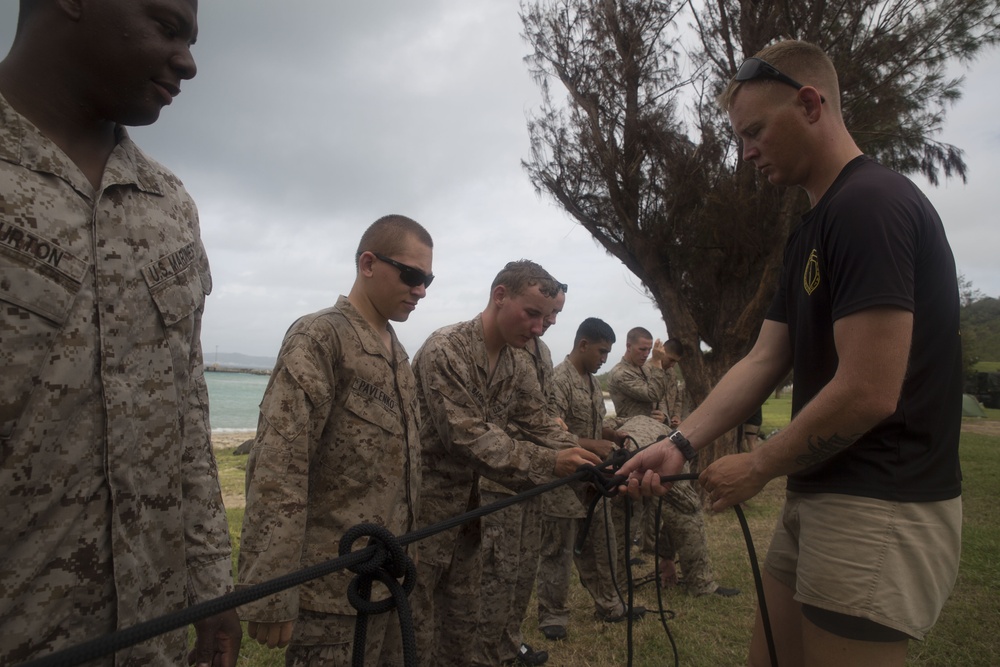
766;156;962;502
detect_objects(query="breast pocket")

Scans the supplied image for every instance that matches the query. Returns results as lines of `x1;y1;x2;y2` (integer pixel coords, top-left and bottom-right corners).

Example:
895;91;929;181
147;263;203;328
316;386;404;478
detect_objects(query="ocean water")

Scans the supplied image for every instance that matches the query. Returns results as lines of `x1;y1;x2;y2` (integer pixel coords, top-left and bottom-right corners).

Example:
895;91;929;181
204;371;269;432
204;370;615;431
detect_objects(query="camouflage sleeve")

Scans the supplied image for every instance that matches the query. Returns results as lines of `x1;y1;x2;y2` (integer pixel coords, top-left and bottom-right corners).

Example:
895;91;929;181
180;242;235;606
416;337;558;489
548;369;571;422
508;355;577;452
609;364;667;403
237;333;335;622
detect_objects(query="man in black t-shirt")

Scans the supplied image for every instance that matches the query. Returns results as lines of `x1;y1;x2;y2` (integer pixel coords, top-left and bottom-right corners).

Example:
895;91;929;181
620;40;962;667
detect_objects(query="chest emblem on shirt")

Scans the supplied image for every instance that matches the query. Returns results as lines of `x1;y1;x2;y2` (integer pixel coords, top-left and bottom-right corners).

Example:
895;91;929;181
803;249;821;295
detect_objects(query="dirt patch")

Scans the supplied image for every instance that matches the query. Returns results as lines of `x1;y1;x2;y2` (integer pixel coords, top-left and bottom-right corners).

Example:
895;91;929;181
212;432;253;450
222;491;245;509
961;419;1000;437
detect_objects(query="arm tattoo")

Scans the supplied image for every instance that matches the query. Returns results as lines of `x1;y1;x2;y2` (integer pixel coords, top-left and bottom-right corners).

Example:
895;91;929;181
795;432;861;471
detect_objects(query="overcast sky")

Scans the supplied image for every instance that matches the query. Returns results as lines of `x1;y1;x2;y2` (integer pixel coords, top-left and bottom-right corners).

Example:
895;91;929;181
2;2;998;364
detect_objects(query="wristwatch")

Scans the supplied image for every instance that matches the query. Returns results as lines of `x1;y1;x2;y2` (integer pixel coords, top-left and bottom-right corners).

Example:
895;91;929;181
668;429;698;461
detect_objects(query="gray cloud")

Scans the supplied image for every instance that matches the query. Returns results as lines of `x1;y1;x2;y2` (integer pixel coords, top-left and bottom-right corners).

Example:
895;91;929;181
2;3;997;363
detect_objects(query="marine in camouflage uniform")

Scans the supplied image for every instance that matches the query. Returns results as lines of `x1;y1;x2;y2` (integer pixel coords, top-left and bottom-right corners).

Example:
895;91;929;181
0;78;234;667
238;218;432;666
404;261;599;667
408;318;575;667
541;355;631;629
608;335;686;568
607;355;672;423
476;335;554;665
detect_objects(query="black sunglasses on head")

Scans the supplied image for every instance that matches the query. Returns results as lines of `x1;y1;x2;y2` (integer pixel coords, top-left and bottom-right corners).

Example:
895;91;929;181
374;252;434;288
735;57;825;103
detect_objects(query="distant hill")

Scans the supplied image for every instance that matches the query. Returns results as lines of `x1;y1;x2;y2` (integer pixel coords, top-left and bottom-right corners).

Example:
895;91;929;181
207;352;277;370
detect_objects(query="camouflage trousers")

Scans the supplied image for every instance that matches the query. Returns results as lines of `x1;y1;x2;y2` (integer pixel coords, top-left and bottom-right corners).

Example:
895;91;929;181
285;609;395;667
475;490;542;665
537;497;625;629
382;519;482;667
611;416;718;595
613;477;718;595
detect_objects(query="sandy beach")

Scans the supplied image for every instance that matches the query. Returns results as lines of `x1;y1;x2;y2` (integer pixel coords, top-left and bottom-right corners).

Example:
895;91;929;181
212;431;255;450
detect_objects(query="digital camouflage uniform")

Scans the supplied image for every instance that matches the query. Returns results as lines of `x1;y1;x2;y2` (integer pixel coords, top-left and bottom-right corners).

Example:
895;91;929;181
658;365;683;422
617;416;721;596
406;316;576;667
608;358;683;566
238;296;420;666
607;357;671;423
540;357;627;628
0;94;233;665
477;337;553;664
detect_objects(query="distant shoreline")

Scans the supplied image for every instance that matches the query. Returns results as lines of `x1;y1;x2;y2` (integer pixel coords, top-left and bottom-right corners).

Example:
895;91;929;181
206;365;270;376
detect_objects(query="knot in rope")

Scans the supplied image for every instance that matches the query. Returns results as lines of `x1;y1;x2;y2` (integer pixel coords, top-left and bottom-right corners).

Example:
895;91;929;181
338;523;416;616
577;461;621;498
577;444;633;498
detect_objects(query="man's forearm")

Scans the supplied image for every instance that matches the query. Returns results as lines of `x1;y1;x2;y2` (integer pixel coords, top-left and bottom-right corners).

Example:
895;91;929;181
678;359;784;451
748;375;886;480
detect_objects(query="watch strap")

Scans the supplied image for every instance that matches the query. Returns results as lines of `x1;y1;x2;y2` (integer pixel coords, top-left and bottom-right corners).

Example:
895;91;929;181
668;429;697;461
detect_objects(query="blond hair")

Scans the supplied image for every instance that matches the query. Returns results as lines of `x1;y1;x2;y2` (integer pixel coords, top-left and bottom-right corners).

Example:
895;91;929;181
718;40;840;114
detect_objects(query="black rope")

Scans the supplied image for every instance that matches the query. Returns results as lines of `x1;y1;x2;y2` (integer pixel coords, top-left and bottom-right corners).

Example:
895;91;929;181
16;462;614;667
652;496;681;667
648;473;778;667
16;447;777;667
338;524;417;667
733;502;778;667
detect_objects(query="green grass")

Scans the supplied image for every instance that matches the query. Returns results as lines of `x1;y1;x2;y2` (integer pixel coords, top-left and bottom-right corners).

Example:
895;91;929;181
973;360;1000;372
759;394;792;437
214;407;1000;666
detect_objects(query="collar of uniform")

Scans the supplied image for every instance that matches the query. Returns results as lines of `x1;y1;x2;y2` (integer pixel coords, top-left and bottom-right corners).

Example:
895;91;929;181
0;93;164;198
0;93;23;164
471;313;515;383
335;295;407;363
0;92;90;197
102;126;166;197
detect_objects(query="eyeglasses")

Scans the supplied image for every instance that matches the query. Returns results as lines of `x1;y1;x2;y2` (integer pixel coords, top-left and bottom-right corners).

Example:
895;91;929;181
373;253;434;288
558;282;568;293
735;57;825;103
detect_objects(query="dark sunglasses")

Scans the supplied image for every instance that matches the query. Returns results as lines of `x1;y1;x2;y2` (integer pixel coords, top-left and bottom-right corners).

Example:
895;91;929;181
373;252;434;288
735;57;825;103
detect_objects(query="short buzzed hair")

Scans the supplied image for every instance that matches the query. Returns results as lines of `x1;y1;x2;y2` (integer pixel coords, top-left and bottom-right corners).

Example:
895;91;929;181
355;215;433;270
717;40;841;114
663;338;685;357
575;318;616;346
490;259;562;298
626;327;653;344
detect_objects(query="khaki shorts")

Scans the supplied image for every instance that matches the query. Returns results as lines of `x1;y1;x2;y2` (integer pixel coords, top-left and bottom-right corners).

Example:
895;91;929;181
765;491;961;640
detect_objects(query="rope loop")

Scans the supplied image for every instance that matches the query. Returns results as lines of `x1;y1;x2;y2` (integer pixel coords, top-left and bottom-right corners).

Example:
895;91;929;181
338;523;416;616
